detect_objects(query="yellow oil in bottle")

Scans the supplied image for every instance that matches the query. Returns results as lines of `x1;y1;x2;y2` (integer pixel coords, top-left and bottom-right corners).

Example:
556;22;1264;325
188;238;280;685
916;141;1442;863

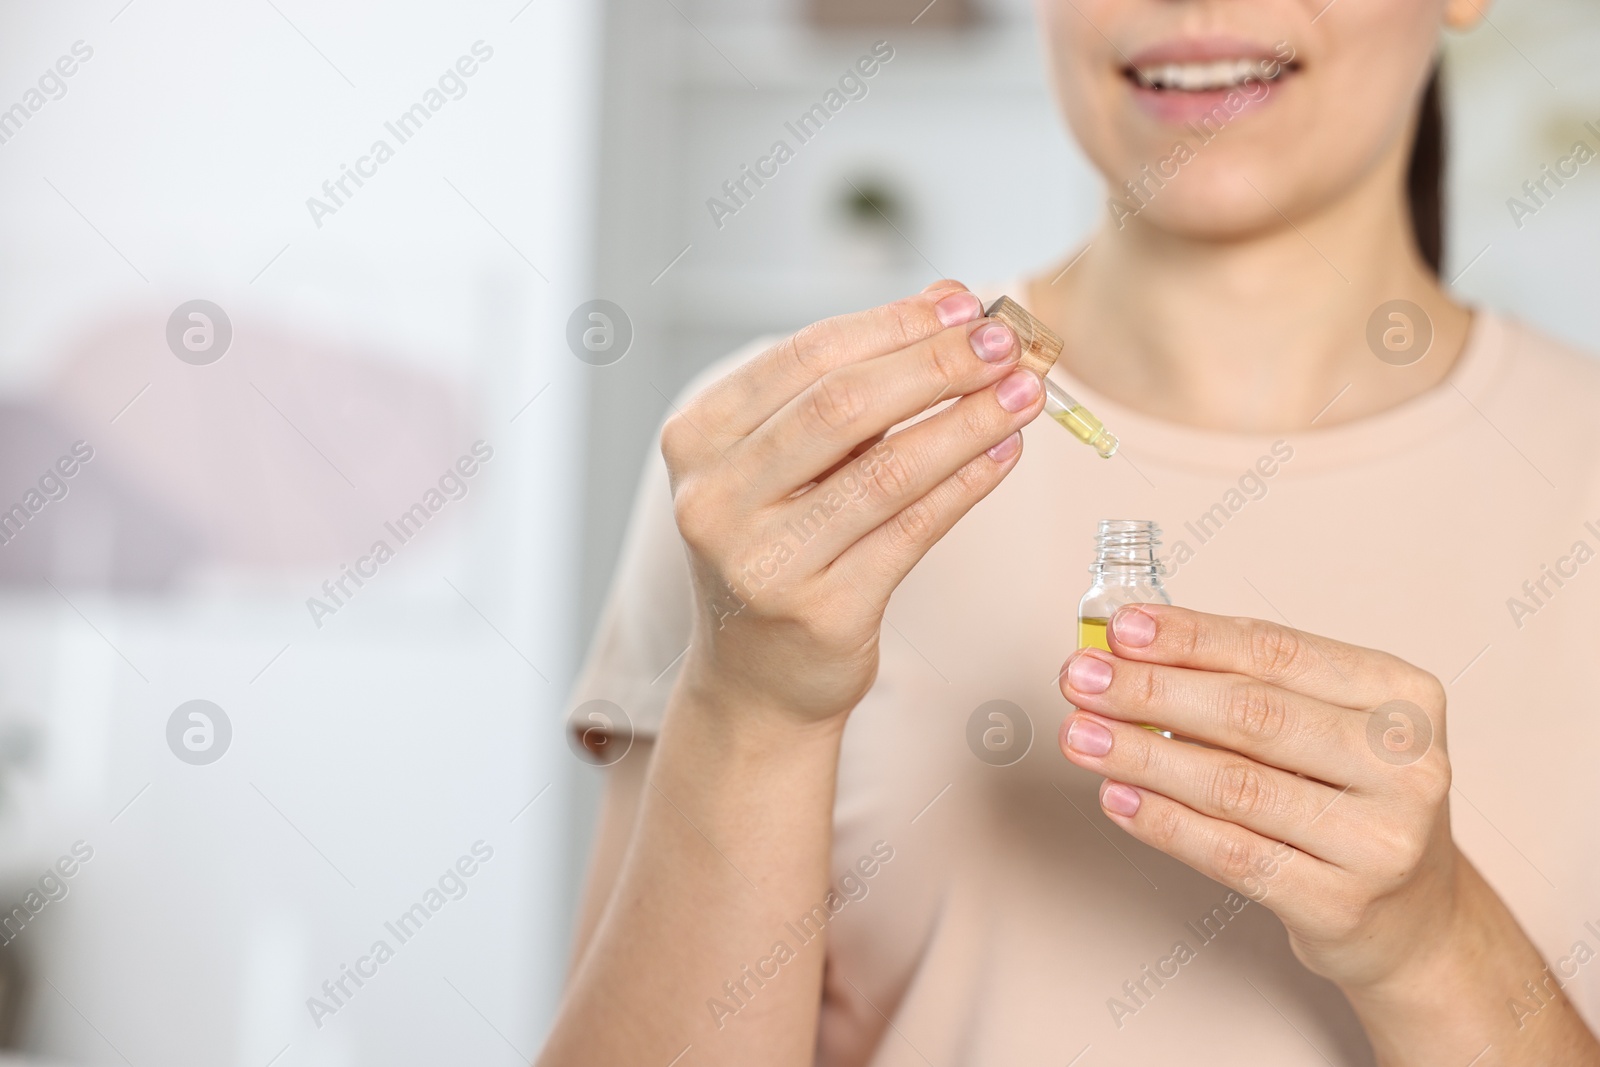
1076;614;1164;734
1078;616;1110;652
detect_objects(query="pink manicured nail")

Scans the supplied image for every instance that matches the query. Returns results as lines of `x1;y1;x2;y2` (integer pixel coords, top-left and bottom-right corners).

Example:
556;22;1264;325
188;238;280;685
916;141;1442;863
1066;653;1112;694
1066;716;1112;757
1101;783;1141;817
986;431;1021;463
1112;607;1157;647
996;370;1041;412
935;291;982;327
970;322;1014;362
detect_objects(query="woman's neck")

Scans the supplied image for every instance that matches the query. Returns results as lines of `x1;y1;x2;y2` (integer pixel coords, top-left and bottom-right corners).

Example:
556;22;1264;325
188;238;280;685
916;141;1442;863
1027;153;1473;433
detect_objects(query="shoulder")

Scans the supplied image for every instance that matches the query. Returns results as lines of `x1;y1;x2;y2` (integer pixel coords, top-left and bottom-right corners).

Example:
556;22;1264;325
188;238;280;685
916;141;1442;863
1485;311;1600;498
1497;313;1600;393
1471;309;1600;417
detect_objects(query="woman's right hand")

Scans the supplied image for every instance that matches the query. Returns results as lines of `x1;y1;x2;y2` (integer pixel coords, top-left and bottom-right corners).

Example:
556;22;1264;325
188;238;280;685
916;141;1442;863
661;280;1046;728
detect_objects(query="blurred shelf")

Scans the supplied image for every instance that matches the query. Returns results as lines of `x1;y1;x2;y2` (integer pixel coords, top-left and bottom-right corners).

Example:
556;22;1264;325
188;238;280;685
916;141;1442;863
674;22;1049;91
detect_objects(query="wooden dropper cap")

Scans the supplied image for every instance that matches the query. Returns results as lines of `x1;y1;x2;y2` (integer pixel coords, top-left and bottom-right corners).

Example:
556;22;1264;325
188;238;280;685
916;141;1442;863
984;296;1062;378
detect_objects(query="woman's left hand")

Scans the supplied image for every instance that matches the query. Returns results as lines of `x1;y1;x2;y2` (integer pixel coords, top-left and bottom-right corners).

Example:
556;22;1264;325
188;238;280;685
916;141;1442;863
1057;602;1459;991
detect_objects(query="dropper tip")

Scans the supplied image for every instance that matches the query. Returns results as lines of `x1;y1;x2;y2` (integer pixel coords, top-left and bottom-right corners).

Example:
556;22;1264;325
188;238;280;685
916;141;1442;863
1094;432;1119;459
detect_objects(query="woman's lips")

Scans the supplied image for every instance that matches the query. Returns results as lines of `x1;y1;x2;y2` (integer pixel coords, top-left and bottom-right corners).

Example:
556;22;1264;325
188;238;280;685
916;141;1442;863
1127;79;1288;125
1127;35;1290;67
1120;38;1298;126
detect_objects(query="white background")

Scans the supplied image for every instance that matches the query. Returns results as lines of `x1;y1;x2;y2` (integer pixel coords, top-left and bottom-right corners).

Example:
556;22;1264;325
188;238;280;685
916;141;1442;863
0;1;597;1064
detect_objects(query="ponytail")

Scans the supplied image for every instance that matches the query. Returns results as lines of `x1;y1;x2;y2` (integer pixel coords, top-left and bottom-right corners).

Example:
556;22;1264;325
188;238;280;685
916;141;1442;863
1406;66;1446;276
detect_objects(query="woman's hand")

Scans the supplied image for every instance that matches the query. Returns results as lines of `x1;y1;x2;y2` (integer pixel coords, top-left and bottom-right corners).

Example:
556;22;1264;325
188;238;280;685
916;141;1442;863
547;282;1047;1067
664;281;1045;727
1057;603;1459;991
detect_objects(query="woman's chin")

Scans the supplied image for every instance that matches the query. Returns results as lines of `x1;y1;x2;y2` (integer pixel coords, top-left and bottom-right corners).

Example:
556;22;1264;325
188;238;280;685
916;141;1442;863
1101;177;1312;246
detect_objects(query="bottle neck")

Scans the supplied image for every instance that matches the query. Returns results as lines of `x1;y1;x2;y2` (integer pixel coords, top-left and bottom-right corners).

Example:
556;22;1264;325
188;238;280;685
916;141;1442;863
1090;560;1164;585
1089;520;1165;588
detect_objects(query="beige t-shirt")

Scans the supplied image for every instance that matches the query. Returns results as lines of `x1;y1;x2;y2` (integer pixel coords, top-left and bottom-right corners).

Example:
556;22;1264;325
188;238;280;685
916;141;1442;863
570;283;1600;1065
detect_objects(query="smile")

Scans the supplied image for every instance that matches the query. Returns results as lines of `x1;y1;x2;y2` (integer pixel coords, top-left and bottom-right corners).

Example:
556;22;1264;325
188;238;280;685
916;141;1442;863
1126;57;1295;93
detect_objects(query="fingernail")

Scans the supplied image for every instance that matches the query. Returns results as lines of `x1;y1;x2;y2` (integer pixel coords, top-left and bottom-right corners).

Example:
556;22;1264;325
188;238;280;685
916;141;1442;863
1101;782;1141;817
936;291;982;328
986;431;1021;463
1066;716;1112;757
970;322;1015;362
996;370;1041;412
1112;608;1156;648
1066;653;1112;694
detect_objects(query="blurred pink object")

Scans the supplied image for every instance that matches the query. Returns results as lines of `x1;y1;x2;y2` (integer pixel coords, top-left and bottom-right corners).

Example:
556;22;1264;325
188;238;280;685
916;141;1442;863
33;302;474;576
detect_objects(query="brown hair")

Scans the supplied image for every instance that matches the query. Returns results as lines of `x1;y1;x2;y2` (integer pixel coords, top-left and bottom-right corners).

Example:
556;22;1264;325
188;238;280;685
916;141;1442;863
1406;66;1446;275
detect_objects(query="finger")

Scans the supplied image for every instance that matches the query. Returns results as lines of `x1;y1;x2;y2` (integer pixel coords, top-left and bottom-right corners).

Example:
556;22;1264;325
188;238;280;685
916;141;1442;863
1061;710;1350;858
920;278;970;297
1060;648;1371;786
692;283;984;438
1101;604;1433;710
831;425;1026;604
784;369;1044;562
1092;778;1333;907
809;431;888;488
737;316;1023;496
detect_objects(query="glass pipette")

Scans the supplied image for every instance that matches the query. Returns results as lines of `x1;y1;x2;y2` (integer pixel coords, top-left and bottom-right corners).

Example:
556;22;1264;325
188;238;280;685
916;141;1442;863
982;294;1119;459
1042;377;1118;458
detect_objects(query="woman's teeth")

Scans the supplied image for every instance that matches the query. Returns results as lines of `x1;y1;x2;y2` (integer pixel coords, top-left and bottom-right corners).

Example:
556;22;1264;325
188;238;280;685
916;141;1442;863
1131;59;1286;92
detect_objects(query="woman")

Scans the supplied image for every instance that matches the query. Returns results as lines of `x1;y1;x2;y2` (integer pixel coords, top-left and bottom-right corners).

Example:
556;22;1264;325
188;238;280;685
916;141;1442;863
542;0;1600;1063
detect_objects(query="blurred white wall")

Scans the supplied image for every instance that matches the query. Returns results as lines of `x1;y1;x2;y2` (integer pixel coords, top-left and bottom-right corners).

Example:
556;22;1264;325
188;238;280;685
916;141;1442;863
1447;1;1600;349
0;1;602;1064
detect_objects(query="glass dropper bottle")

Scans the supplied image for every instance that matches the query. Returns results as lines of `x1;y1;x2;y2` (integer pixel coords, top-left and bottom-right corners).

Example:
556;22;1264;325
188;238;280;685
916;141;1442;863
984;296;1118;459
1078;519;1171;736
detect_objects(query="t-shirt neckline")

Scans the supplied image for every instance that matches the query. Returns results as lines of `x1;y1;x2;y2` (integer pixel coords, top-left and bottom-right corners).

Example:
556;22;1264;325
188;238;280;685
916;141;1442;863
986;278;1512;477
